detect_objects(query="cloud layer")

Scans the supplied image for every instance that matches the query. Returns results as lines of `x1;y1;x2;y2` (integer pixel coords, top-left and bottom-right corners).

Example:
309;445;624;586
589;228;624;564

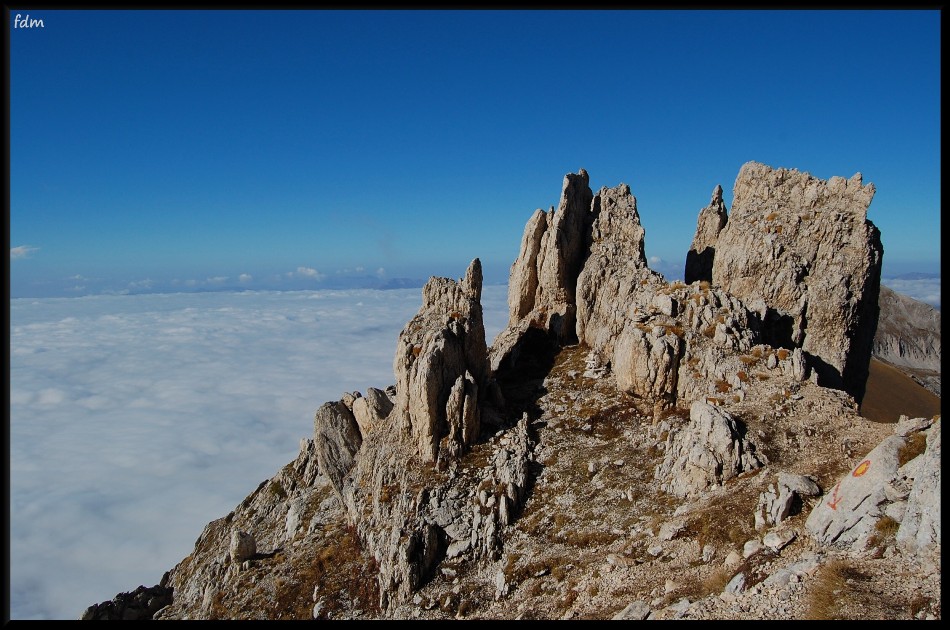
882;277;941;310
10;285;510;619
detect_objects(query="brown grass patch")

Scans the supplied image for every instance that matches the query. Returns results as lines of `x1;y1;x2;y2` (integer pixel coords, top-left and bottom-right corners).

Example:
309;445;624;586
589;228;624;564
803;559;867;620
898;432;928;467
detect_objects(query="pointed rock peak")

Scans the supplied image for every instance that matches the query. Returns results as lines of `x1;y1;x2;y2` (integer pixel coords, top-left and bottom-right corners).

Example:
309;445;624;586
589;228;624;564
463;258;483;302
711;184;724;206
564;168;590;190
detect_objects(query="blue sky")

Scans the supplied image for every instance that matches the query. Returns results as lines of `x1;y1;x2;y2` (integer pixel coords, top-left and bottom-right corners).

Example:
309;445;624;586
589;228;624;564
9;9;941;298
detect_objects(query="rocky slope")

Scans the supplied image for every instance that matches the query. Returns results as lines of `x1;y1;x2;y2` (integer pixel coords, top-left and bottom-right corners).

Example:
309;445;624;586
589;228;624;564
81;163;940;621
872;285;941;396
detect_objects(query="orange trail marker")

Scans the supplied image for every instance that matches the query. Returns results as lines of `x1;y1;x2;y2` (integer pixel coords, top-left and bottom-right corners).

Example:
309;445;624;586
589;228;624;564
852;460;871;477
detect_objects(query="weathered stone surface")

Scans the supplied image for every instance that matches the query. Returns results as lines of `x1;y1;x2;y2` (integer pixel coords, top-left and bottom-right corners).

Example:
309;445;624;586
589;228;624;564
229;530;256;563
711;161;883;402
504;169;593;343
393;258;492;462
655;401;763;498
492;170;594;375
575;182;667;363
613;324;683;407
895;420;941;553
351;387;395;436
894;414;935;438
313;400;363;499
685;184;728;284
805;435;904;548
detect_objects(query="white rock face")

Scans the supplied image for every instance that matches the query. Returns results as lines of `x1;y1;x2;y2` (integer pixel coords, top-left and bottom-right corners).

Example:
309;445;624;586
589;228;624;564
613;325;683;406
575;182;667;364
655;401;763;498
895;420;941;553
755;472;821;530
711;161;883;403
504;169;593;343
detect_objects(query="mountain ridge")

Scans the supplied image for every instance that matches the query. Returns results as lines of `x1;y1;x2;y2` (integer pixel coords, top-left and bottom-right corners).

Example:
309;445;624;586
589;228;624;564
80;162;940;621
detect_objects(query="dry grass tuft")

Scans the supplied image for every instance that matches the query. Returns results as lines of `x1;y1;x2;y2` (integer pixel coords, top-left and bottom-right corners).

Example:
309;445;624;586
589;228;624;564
803;559;866;620
898;432;928;467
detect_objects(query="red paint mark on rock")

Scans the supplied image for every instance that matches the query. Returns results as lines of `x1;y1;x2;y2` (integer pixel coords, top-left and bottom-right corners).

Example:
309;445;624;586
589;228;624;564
827;482;842;510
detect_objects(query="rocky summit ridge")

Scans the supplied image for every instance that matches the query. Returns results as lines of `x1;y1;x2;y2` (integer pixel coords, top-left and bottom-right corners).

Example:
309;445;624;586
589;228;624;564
81;162;940;621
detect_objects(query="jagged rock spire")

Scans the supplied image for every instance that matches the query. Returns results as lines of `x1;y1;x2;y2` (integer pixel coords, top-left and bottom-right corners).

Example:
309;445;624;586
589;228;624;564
392;258;492;462
684;184;728;285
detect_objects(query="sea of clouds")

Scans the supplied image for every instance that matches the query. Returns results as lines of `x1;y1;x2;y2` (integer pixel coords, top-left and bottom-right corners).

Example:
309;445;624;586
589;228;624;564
9;285;510;620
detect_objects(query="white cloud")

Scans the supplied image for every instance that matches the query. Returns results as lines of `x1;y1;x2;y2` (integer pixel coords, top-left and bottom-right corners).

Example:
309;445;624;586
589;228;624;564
206;276;228;284
238;274;253;283
376;267;386;278
355;266;365;273
649;255;663;265
7;285;509;620
11;245;39;260
127;279;154;290
296;266;324;280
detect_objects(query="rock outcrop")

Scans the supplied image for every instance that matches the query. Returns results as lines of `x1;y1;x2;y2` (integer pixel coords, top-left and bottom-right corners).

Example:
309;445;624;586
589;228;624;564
895;418;941;553
804;417;940;553
313;400;362;500
505;169;593;343
393;258;495;462
684;184;728;284
709;161;883;403
81;582;174;620
574;183;666;365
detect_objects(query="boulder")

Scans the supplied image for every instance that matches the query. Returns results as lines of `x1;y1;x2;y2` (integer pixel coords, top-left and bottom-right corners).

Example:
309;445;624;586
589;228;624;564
351;387;395;436
655;401;763;498
805;434;904;548
229;530;256;563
